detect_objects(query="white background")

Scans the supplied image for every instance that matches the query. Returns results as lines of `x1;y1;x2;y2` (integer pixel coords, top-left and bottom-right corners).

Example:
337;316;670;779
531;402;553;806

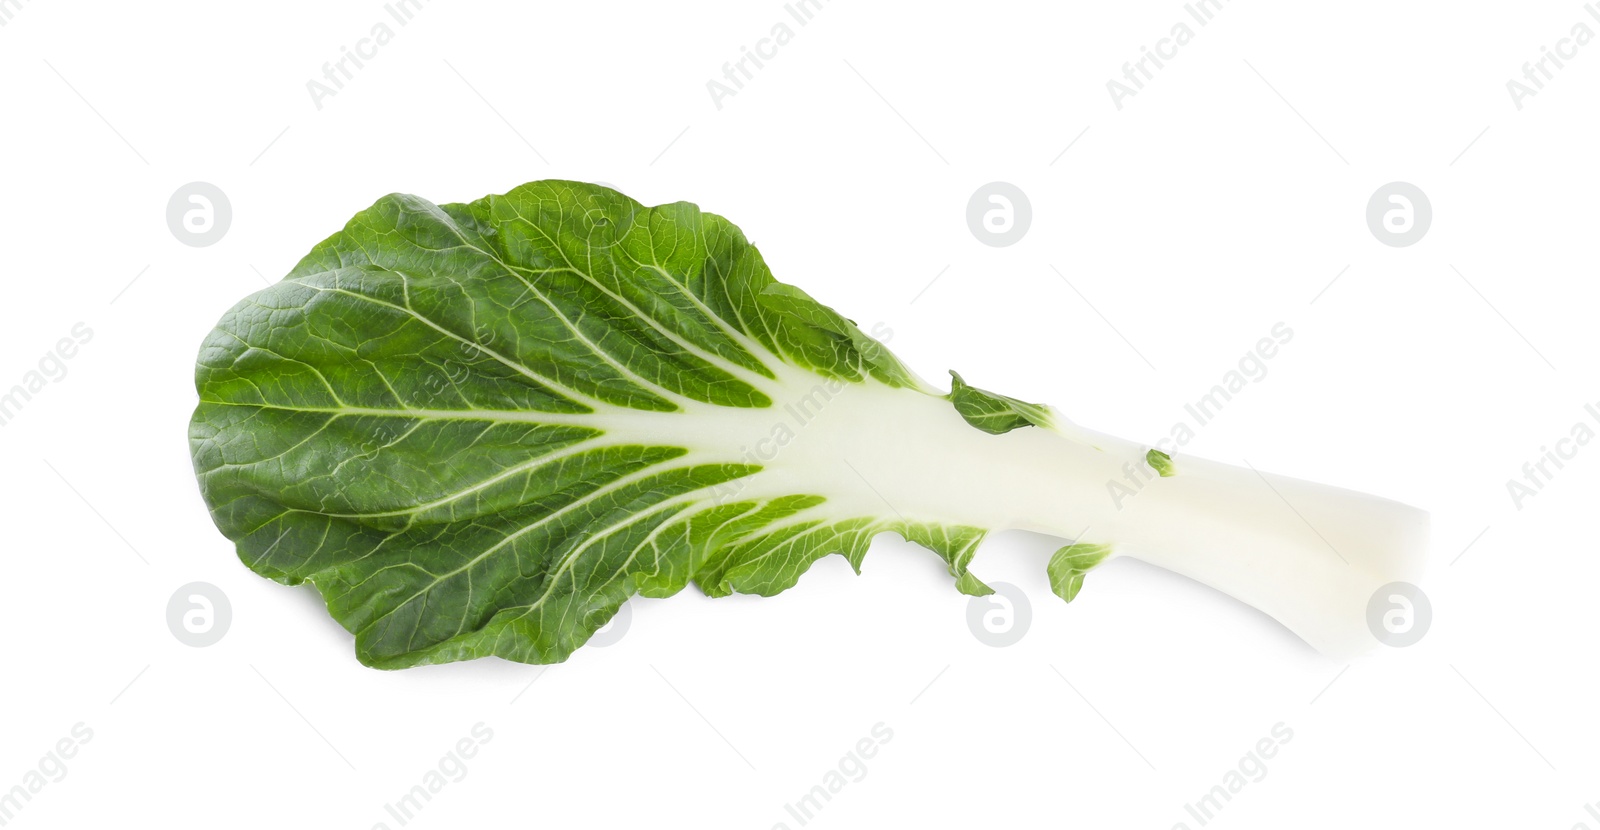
2;1;1597;827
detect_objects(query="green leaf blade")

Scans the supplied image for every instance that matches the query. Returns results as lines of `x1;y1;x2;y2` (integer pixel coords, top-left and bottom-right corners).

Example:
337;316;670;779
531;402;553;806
190;180;1009;668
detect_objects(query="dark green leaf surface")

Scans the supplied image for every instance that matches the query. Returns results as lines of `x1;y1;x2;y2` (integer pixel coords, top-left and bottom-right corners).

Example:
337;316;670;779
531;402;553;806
190;181;1005;668
946;371;1055;435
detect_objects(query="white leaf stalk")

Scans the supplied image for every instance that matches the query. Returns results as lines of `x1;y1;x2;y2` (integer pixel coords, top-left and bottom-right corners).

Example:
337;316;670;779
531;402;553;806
665;366;1430;659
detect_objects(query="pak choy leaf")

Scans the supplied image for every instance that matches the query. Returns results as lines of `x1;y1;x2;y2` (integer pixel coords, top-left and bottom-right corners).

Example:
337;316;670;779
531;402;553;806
189;180;1430;667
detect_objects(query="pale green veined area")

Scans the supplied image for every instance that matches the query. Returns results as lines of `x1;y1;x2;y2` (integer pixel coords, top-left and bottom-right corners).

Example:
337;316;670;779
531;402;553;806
189;180;1053;668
